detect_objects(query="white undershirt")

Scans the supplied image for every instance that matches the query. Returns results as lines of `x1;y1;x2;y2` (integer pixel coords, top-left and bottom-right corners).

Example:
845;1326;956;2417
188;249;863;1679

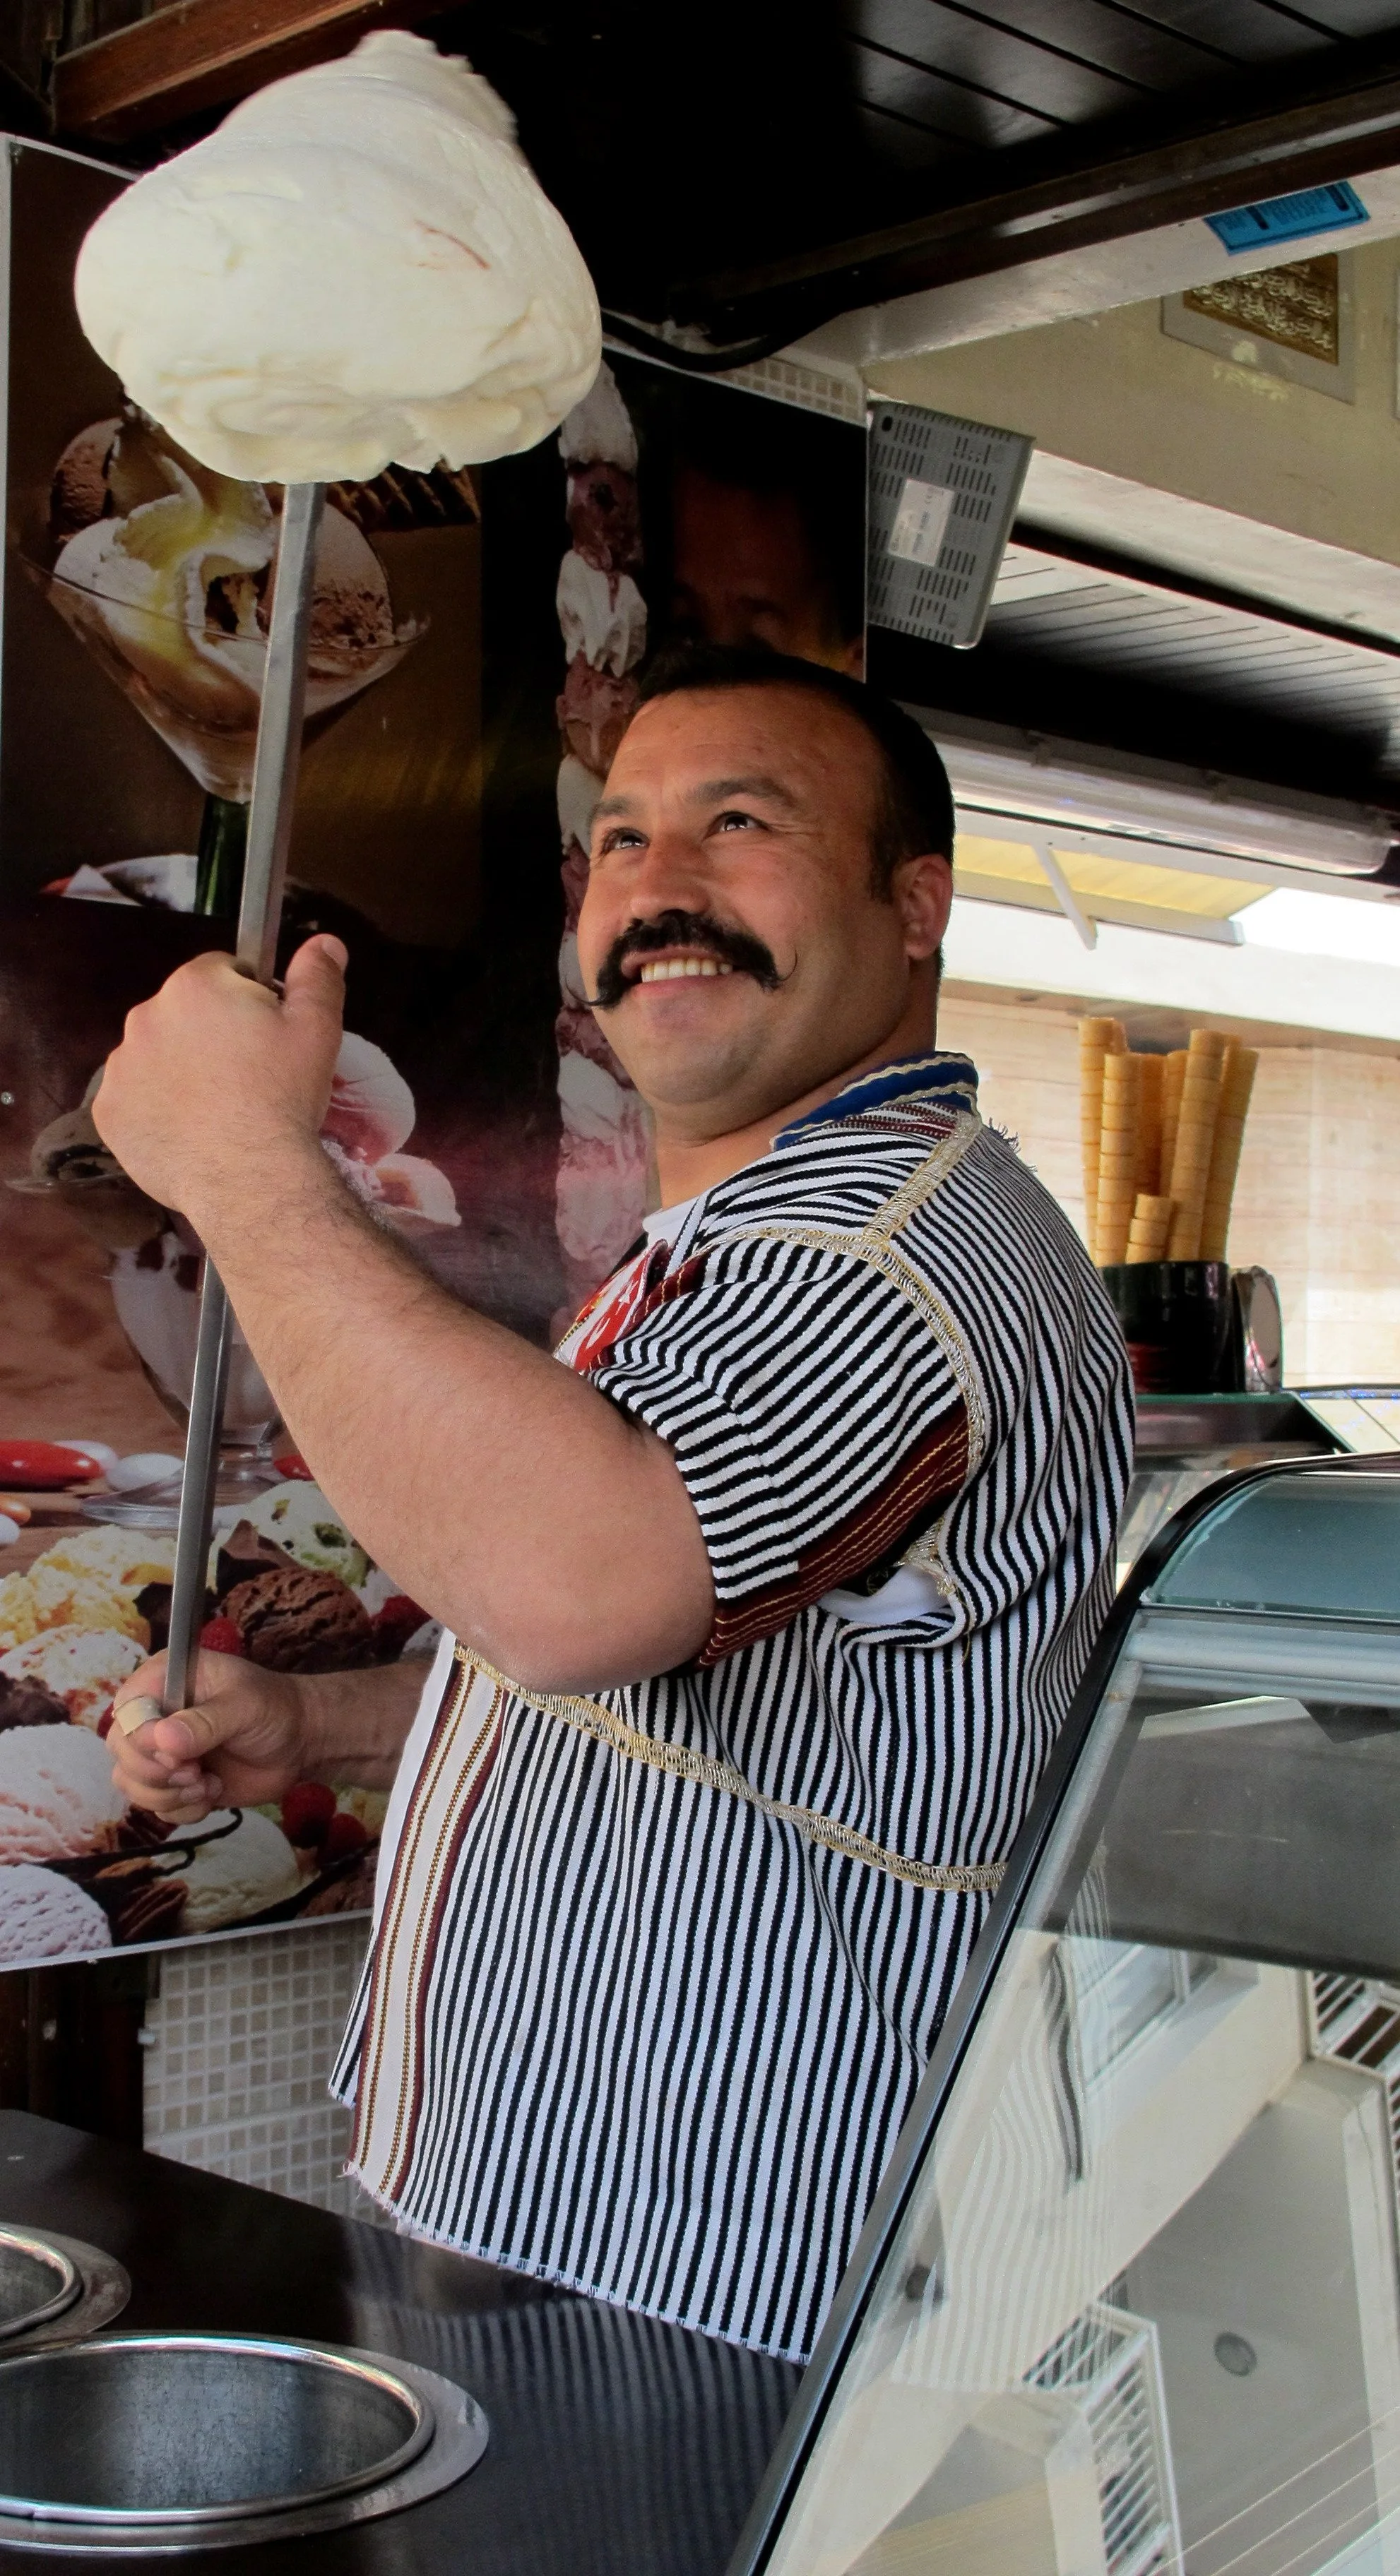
642;1192;704;1246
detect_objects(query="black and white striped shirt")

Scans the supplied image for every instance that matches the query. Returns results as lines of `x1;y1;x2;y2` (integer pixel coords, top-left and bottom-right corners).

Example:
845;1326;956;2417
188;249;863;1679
333;1053;1132;2363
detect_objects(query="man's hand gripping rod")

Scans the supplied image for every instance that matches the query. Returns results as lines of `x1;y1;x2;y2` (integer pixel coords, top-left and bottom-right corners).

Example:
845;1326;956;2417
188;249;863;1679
162;484;326;1716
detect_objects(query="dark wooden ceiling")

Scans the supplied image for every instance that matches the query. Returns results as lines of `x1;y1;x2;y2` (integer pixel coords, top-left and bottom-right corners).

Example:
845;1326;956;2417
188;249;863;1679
870;532;1400;811
43;0;1400;359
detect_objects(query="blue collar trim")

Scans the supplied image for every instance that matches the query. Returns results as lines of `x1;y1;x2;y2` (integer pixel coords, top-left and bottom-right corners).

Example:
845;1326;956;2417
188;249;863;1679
776;1051;979;1142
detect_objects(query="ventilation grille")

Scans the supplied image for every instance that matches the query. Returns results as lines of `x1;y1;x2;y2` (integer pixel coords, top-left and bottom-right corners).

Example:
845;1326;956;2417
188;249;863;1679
867;400;1033;652
1028;2301;1184;2576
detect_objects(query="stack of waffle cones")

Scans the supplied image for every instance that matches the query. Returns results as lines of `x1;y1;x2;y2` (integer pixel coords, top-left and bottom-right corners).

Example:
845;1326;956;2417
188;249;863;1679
1079;1018;1257;1266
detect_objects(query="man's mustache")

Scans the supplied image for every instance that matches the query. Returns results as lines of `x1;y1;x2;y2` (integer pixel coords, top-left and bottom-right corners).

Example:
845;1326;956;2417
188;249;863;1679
588;909;787;1010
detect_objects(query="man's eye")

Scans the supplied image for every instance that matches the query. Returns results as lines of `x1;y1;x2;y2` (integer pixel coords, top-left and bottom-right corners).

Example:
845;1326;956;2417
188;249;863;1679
713;810;760;833
596;826;645;856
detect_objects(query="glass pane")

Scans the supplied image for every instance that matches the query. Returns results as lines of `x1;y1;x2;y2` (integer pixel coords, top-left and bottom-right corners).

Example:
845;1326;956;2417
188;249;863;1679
1149;1472;1400;1619
759;1503;1400;2576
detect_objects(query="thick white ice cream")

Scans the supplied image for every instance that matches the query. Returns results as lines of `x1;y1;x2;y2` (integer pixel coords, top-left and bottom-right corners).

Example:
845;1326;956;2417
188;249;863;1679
74;32;601;483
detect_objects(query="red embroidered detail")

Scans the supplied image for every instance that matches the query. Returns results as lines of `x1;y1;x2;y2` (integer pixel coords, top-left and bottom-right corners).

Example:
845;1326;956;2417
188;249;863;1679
569;1244;707;1376
629;1252;707;1333
699;1407;970;1666
564;1245;655;1375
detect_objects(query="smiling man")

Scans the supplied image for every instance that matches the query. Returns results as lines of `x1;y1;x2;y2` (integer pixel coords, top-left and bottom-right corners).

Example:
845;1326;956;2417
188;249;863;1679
100;643;1131;2365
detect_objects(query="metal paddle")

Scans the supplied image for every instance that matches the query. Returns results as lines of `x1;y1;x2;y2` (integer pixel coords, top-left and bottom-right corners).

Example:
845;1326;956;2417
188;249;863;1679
161;483;327;1717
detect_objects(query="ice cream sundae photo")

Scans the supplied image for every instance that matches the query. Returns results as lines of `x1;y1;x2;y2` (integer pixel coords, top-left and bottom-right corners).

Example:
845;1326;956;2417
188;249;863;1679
34;406;421;810
0;1471;425;1967
11;1025;458;1517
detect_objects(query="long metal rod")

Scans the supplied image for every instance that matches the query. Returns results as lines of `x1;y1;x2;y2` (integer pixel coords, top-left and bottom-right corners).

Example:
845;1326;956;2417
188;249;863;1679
162;482;326;1715
162;1271;232;1715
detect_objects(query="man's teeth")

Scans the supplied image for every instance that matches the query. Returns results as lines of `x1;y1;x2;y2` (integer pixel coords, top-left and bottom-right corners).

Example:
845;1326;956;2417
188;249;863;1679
636;958;735;983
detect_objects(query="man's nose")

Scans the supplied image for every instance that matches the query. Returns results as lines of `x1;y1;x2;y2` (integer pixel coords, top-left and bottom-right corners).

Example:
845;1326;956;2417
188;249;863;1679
617;824;712;915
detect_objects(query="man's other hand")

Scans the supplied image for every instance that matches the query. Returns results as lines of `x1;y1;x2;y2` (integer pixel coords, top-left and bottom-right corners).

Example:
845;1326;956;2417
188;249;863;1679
110;1650;310;1825
90;935;348;1222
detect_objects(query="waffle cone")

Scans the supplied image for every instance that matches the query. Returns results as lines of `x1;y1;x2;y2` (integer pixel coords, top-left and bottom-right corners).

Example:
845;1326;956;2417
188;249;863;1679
1159;1051;1187;1198
1135;1056;1163;1194
1127;1192;1173;1262
1093;1050;1142;1263
1198;1047;1258;1258
1078;1018;1124;1256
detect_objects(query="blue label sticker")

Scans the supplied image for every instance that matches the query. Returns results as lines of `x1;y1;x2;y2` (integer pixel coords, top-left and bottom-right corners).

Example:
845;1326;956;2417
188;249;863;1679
1206;181;1368;254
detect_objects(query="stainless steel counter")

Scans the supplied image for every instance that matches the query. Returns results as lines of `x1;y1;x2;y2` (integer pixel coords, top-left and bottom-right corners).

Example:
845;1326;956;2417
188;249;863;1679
0;2111;798;2573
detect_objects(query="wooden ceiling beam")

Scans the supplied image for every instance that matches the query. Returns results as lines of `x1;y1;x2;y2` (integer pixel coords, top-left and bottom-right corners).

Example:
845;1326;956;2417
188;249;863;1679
52;0;455;144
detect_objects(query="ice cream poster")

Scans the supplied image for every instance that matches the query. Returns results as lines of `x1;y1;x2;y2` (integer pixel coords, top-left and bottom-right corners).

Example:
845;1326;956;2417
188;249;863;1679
0;135;502;1974
0;140;867;1971
545;351;867;1313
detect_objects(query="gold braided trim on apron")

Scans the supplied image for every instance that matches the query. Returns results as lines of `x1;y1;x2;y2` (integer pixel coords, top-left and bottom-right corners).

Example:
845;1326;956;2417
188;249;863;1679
454;1645;1006;1898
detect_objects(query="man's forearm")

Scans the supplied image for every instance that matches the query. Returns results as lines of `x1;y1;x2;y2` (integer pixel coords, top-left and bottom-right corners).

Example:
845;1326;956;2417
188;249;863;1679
188;1140;713;1690
297;1654;429;1789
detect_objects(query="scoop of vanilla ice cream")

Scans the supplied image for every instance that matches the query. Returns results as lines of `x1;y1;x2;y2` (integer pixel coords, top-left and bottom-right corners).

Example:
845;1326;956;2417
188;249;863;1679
556;554;646;677
0;1866;112;1963
0;1626;146;1732
74;32;601;483
559;362;637;472
0;1724;127;1864
237;1482;370;1590
179;1810;302;1932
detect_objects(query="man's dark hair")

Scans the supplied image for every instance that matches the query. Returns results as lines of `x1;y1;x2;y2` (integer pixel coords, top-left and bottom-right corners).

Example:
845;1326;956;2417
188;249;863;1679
636;642;956;898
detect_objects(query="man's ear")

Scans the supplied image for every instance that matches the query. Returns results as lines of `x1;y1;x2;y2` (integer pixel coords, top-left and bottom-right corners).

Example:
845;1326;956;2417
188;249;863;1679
894;851;953;962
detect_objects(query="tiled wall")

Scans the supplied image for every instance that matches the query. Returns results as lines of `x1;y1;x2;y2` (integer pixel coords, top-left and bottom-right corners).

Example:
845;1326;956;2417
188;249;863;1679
141;1919;386;2221
939;991;1400;1385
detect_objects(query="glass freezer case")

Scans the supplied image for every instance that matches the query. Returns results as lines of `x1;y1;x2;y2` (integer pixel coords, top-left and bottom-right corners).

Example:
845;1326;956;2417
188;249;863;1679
731;1457;1400;2576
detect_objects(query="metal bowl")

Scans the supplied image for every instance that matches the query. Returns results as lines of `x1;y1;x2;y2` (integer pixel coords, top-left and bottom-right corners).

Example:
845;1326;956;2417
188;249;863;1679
0;2227;128;2350
0;2229;81;2342
0;2333;487;2553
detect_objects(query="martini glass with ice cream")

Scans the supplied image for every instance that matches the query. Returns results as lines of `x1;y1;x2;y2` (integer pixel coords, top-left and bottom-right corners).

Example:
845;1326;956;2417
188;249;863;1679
35;407;420;914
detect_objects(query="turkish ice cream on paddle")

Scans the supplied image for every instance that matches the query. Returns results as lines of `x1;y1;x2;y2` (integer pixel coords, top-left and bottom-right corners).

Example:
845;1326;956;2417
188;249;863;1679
72;31;600;484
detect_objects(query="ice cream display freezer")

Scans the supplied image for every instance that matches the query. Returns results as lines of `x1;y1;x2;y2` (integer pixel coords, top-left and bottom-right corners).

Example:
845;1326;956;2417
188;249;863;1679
1;1454;1398;2574
732;1452;1400;2576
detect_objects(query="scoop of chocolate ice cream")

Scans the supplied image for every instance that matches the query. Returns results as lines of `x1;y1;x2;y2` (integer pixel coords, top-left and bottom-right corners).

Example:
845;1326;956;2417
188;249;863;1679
0;1674;71;1731
305;506;395;657
566;463;641;575
227;1564;375;1672
303;1848;379;1915
557;654;639;777
50;418;121;539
